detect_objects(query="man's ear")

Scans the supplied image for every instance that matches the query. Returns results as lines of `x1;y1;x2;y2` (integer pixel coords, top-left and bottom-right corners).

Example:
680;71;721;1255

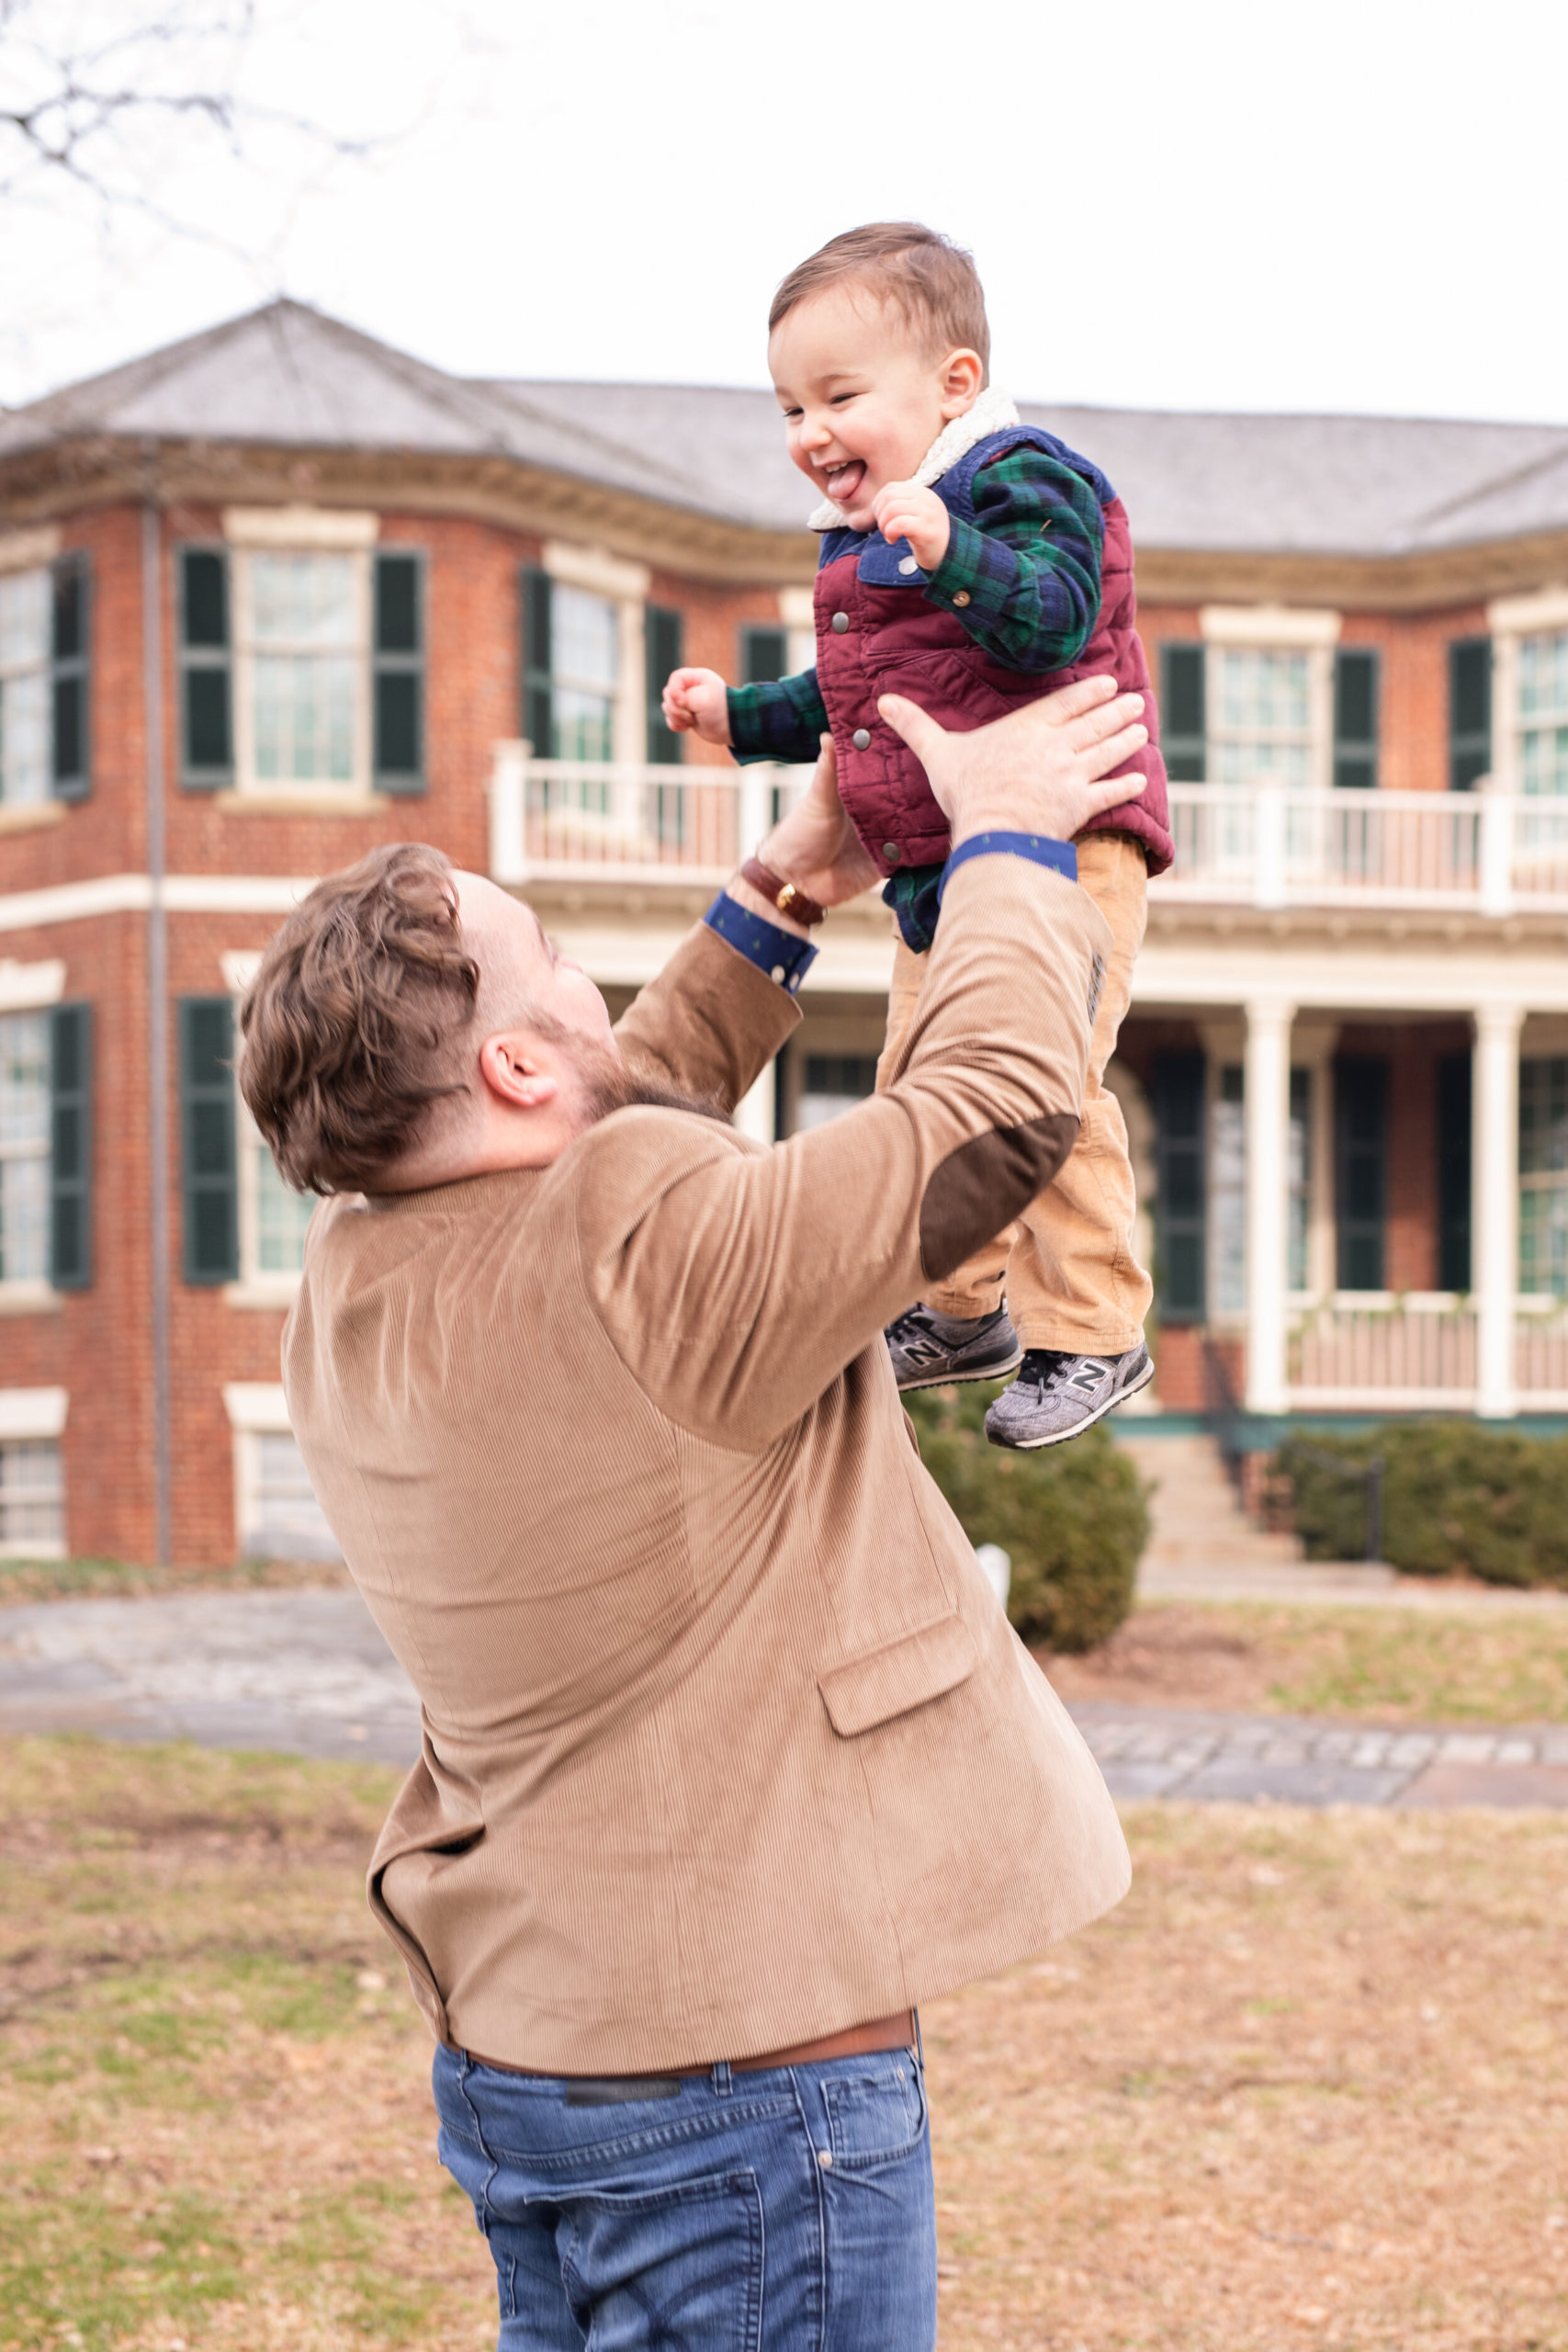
940;347;985;415
478;1032;561;1113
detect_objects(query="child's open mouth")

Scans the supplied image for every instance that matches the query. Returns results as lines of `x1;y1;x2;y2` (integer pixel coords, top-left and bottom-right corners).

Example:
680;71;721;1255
824;460;867;505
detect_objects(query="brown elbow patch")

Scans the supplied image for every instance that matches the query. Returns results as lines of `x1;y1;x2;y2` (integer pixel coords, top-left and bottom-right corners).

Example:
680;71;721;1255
919;1114;1080;1284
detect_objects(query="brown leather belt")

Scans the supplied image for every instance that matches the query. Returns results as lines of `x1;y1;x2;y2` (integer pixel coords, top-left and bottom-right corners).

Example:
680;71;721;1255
467;2008;917;2083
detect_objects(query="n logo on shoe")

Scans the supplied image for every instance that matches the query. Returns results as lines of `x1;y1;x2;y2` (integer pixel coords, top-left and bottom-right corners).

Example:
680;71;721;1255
1069;1365;1105;1391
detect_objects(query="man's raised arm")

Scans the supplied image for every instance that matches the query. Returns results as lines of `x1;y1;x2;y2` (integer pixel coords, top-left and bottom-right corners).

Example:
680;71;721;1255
578;683;1147;1447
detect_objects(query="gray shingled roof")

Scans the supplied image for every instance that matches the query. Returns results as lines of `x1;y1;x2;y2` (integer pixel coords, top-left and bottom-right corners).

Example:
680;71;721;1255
6;299;1568;558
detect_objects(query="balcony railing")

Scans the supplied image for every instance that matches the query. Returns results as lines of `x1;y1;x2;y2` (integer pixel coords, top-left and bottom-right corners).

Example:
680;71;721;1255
1159;783;1568;913
1288;1297;1478;1407
489;747;813;888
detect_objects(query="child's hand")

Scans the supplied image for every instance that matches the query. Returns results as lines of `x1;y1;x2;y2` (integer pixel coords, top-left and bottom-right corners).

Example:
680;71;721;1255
871;480;952;571
662;667;732;746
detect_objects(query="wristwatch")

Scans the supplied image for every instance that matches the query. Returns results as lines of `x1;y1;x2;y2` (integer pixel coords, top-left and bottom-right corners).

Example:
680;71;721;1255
739;856;827;929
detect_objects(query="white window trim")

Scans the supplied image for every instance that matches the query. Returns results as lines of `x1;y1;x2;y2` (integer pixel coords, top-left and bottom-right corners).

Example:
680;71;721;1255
1199;616;1337;796
0;957;64;1013
542;541;649;765
223;506;379;551
1487;586;1568;798
0;526;61;577
0;1386;67;1440
229;542;375;799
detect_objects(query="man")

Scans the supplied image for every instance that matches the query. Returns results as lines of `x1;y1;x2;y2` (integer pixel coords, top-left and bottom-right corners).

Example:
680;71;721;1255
243;677;1149;2351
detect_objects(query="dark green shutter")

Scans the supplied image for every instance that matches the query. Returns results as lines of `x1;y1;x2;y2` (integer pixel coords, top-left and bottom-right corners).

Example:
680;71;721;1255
50;555;90;802
522;566;553;756
179;548;232;787
179;996;238;1284
1333;649;1380;790
740;624;789;686
1438;1050;1472;1292
1151;1050;1206;1320
1450;638;1491;792
49;1003;93;1290
374;550;425;795
646;605;683;764
1159;642;1205;781
1335;1057;1388;1290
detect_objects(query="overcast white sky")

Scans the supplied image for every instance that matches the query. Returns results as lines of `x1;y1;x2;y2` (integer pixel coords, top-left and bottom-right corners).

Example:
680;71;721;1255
4;0;1566;423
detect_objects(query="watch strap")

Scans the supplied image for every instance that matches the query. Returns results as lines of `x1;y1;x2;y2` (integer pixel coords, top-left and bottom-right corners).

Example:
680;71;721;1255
739;856;827;929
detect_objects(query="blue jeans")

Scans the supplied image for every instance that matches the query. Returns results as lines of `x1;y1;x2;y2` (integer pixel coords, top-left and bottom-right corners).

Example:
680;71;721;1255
433;2037;937;2350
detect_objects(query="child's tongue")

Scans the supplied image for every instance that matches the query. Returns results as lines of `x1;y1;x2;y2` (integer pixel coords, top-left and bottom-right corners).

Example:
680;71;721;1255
826;460;866;506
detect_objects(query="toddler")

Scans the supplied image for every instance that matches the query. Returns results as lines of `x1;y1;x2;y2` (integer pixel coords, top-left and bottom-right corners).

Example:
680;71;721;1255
663;221;1172;1448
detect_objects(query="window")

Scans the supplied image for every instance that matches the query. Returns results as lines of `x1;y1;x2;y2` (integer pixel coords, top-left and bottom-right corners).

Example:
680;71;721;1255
1159;642;1206;781
1333;649;1379;790
180;540;423;797
741;625;789;687
1335;1057;1387;1291
0;1439;62;1555
1518;1057;1568;1297
1518;629;1568;797
0;1012;49;1281
1450;639;1491;793
1210;1066;1246;1319
553;584;618;761
795;1054;878;1132
1211;649;1314;787
1150;1052;1205;1321
1289;1067;1313;1293
0;558;88;808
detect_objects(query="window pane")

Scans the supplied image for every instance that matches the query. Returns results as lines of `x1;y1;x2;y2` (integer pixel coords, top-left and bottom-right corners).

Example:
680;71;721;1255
254;653;356;781
1289;1067;1312;1292
1519;1183;1568;1297
256;1141;314;1273
796;1054;879;1132
0;569;49;672
1518;1057;1568;1176
553;586;618;692
251;553;356;647
250;1431;341;1562
0;669;49;808
0;1011;49;1283
0;1439;63;1550
553;685;615;763
1519;630;1568;718
1217;649;1311;734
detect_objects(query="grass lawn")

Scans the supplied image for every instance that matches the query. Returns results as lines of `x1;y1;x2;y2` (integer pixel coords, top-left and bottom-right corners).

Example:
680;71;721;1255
1045;1597;1568;1724
4;1740;1567;2349
0;1557;349;1609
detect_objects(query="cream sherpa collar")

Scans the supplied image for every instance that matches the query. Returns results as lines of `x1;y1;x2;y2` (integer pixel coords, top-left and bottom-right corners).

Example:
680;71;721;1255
807;384;1021;532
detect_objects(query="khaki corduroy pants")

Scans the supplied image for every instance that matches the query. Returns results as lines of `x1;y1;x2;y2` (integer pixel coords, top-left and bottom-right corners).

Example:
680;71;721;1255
875;831;1153;1355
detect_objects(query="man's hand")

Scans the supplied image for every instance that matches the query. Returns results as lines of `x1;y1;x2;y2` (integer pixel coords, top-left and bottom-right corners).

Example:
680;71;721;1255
879;676;1147;847
871;479;951;571
662;666;733;746
728;737;879;936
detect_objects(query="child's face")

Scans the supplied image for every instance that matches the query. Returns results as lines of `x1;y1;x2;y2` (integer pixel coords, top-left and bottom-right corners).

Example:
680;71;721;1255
768;282;980;532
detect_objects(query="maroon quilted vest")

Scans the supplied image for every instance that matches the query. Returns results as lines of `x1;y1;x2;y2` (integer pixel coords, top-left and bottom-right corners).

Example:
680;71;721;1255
812;425;1172;878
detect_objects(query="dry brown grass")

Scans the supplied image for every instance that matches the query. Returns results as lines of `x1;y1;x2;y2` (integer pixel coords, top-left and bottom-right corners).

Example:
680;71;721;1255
4;1737;1567;2350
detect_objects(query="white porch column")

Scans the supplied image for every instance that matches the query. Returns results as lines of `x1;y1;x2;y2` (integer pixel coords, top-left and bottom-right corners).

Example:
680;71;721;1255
1244;994;1295;1415
1473;1002;1523;1419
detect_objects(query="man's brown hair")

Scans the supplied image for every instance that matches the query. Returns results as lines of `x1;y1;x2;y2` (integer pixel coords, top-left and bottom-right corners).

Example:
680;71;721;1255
239;842;479;1195
769;221;990;378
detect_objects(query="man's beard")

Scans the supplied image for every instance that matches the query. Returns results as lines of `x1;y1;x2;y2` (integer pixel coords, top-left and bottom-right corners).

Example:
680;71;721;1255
570;1036;728;1127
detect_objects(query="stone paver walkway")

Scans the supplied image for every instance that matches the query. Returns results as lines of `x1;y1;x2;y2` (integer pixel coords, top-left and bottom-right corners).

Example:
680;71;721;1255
4;1588;1568;1807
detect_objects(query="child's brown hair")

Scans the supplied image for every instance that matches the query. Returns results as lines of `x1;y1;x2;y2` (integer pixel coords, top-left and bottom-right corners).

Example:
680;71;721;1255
769;221;990;378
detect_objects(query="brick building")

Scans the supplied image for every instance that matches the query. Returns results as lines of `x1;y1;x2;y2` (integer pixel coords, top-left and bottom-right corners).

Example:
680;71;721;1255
2;300;1567;1563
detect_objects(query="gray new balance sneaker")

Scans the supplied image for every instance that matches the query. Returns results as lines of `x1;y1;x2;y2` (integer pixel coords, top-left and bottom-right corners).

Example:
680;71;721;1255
984;1344;1155;1449
885;1304;1024;1393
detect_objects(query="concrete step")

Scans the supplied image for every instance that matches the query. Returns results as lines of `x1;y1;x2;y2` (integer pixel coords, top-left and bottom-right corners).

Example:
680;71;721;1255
1115;1430;1306;1577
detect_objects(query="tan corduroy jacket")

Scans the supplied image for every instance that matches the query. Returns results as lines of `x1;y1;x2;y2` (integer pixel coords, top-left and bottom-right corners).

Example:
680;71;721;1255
283;854;1131;2074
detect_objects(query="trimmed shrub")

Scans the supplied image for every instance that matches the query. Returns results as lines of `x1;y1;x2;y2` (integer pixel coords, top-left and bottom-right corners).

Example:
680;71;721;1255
1274;1421;1568;1588
905;1384;1149;1650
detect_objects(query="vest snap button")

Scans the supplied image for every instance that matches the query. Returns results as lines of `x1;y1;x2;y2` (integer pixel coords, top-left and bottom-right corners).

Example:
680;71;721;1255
898;555;919;575
852;729;871;751
952;590;972;607
831;612;850;632
883;842;901;864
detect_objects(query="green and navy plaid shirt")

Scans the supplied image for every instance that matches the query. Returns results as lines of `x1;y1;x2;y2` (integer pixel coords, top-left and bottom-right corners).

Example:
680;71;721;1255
727;441;1107;951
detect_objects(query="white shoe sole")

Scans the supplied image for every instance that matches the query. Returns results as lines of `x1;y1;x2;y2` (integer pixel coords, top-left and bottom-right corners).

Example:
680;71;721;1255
988;1351;1156;1449
894;1341;1025;1395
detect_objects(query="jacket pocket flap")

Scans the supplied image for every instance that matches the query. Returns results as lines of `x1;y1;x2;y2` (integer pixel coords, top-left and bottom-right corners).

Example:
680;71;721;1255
818;1611;978;1737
